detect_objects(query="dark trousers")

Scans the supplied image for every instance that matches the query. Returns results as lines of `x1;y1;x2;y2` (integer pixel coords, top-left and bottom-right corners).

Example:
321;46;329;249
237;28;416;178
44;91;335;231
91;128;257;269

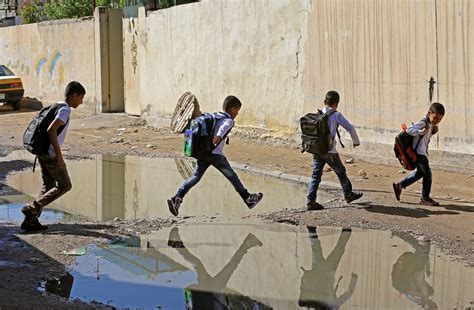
307;153;352;203
400;155;432;198
176;154;249;201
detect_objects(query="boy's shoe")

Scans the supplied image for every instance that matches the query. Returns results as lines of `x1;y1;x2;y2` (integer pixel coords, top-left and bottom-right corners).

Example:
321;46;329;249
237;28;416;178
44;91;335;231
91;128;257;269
345;191;363;203
21;217;48;232
167;196;182;216
21;205;36;219
392;183;402;201
419;197;440;206
306;201;324;211
245;193;263;209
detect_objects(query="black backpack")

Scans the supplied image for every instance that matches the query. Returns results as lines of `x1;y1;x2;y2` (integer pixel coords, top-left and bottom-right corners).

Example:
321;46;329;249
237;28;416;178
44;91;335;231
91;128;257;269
300;109;338;155
23;103;68;155
183;112;232;159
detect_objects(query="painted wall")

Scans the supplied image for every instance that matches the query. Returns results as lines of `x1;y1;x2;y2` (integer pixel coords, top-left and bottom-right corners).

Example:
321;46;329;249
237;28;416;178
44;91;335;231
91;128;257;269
123;0;474;171
0;18;97;112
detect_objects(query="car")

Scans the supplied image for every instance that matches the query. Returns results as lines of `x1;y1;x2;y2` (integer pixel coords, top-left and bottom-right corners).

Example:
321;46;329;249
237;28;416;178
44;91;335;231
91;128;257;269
0;65;24;110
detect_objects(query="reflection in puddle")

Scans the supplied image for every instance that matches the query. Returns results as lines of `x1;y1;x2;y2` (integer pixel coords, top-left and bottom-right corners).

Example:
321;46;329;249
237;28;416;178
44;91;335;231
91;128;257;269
0;184;72;223
40;224;473;309
5;153;331;220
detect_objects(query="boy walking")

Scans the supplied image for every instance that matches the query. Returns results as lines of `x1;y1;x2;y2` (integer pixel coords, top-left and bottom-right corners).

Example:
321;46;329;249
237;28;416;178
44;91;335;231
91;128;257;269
393;102;445;206
21;81;85;231
306;91;363;210
167;95;263;216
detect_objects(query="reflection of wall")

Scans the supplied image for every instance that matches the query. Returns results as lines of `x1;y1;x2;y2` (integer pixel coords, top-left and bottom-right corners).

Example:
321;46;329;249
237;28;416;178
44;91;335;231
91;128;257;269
144;225;474;309
123;156;318;218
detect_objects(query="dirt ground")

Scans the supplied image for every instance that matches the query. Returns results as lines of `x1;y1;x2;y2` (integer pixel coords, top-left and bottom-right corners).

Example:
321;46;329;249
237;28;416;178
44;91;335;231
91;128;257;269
0;106;473;308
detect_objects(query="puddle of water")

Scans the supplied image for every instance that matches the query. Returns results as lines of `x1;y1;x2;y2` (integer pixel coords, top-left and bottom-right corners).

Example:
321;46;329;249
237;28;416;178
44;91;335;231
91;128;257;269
40;224;473;309
4;153;331;220
0;184;75;223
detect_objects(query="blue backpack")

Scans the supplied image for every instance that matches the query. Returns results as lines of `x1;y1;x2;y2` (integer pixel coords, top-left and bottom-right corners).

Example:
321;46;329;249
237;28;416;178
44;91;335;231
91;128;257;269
183;112;231;159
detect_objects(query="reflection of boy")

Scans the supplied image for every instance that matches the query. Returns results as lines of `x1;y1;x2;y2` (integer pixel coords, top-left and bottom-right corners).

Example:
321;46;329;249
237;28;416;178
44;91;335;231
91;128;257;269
299;227;358;309
391;233;437;309
167;227;268;309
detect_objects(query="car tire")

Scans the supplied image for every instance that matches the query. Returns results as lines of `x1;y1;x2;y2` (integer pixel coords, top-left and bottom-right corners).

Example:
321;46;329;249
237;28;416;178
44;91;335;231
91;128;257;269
12;100;21;110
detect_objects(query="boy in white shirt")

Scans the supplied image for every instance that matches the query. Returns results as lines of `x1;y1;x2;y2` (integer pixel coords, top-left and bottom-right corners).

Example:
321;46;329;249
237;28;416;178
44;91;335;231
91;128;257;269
306;91;363;210
393;102;445;206
21;81;85;231
168;96;263;216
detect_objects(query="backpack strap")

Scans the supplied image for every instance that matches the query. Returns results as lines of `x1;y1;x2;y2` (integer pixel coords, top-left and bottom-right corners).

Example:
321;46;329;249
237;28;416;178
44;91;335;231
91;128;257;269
413;117;430;151
324;109;345;148
211;112;233;151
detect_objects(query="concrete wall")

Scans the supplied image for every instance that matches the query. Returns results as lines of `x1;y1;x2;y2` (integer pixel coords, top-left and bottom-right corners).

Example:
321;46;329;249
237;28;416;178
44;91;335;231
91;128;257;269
0;18;97;112
123;0;474;172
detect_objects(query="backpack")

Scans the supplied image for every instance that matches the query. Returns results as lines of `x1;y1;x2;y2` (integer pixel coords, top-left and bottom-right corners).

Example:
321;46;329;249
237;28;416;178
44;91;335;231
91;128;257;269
23;103;68;155
394;118;428;171
300;109;337;155
183;112;232;159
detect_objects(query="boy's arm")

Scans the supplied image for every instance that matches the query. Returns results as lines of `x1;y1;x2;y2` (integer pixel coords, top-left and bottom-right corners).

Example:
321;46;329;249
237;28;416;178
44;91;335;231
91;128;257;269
407;120;429;136
47;119;66;167
336;113;360;146
212;119;234;145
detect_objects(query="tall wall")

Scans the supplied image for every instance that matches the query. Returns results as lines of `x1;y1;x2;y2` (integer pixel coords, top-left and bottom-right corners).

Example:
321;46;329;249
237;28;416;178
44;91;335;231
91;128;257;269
0;18;97;112
123;0;474;172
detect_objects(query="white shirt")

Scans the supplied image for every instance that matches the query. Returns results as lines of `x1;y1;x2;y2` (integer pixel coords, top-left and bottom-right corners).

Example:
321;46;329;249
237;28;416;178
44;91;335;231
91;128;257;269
211;112;234;155
48;102;71;156
322;106;360;154
407;118;432;156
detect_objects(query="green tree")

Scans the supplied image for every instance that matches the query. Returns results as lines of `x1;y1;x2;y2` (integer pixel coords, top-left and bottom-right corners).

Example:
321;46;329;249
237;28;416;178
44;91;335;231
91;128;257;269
21;0;46;24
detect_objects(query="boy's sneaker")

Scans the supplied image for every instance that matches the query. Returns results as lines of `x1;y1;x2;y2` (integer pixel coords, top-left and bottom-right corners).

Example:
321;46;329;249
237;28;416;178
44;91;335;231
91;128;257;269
345;191;363;203
419;197;440;206
21;217;48;232
167;196;182;216
245;193;263;209
392;183;402;201
306;201;324;211
21;205;36;219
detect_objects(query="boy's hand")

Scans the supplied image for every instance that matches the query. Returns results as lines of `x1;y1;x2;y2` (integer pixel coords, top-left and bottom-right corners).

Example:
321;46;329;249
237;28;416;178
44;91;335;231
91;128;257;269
212;136;222;146
432;125;439;134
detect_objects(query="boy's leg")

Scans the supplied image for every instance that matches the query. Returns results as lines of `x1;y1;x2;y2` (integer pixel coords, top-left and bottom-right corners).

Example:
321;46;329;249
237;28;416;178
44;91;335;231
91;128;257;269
399;166;424;189
39;157;55;196
35;160;72;215
306;155;326;205
175;159;211;199
417;156;432;198
211;155;249;201
23;155;72;217
326;153;352;197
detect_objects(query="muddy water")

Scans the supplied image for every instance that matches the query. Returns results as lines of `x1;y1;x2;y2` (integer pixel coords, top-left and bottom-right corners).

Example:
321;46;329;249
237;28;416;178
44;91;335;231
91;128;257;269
5;153;332;220
41;224;473;309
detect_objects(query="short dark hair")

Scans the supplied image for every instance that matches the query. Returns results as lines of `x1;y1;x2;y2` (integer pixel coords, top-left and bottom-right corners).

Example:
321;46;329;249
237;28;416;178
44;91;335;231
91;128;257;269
324;90;340;106
429;102;445;115
65;81;86;98
222;95;242;111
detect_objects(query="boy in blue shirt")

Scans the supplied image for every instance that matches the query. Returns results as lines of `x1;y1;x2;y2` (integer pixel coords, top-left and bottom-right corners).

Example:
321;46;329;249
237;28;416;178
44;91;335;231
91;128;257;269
393;102;445;206
168;95;263;216
306;91;363;210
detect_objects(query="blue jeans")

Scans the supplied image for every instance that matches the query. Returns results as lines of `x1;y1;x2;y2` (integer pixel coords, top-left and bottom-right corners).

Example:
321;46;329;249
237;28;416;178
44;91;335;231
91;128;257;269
400;155;432;198
307;153;352;203
176;154;249;201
